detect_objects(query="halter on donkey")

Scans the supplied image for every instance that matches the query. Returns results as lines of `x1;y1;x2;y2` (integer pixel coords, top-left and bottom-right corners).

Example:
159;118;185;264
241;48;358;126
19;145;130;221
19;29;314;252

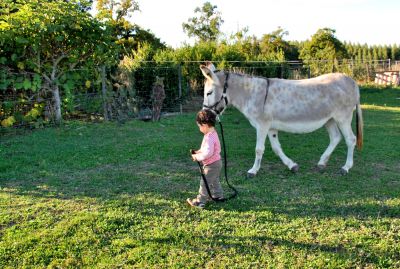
200;62;363;177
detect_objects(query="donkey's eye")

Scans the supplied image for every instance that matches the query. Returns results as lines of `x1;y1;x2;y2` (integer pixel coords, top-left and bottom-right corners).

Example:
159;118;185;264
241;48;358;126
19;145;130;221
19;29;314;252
207;91;213;96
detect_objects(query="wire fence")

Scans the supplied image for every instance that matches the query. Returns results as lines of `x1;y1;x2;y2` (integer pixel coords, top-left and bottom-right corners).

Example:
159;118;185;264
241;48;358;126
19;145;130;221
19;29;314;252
1;59;399;134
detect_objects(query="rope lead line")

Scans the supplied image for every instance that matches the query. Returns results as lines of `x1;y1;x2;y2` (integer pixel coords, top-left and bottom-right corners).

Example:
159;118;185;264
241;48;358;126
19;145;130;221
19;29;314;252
196;120;238;202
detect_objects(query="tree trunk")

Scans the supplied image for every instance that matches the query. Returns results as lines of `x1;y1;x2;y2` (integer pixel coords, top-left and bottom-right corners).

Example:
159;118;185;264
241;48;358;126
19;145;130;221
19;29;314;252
101;65;110;121
49;56;64;125
52;83;62;125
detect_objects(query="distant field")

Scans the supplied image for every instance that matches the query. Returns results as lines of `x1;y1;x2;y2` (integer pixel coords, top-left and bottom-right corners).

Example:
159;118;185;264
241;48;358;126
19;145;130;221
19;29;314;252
1;86;399;268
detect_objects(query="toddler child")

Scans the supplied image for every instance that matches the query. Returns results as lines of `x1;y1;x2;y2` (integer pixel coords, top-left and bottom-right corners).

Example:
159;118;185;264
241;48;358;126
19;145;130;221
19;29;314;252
187;109;224;209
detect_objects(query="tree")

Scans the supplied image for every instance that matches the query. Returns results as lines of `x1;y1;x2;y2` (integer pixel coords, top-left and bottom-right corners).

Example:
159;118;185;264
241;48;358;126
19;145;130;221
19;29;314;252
96;0;139;20
96;0;165;54
96;0;139;54
94;0;166;122
182;2;223;42
234;35;261;61
391;44;399;61
373;47;379;62
259;27;298;61
299;28;348;75
0;0;117;124
362;45;369;62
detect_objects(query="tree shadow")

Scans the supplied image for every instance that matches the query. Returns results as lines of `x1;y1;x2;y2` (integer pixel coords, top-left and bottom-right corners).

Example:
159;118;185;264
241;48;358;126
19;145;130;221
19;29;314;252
143;233;384;266
1;155;399;221
1;107;399;222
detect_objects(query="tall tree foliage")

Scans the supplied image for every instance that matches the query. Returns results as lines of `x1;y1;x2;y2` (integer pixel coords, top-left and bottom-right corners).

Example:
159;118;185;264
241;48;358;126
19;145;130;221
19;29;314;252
182;2;223;42
96;0;138;53
94;0;166;122
0;0;117;124
300;28;348;74
259;27;299;61
344;42;399;63
390;45;398;61
95;0;164;54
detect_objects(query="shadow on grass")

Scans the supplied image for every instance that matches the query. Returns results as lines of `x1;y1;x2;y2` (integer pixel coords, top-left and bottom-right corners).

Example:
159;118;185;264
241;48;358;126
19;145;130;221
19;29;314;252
1;107;399;221
144;233;387;266
2;155;399;221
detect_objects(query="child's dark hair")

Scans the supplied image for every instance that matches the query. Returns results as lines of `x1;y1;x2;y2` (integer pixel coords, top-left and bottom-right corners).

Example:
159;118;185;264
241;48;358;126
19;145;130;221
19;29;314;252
196;109;216;126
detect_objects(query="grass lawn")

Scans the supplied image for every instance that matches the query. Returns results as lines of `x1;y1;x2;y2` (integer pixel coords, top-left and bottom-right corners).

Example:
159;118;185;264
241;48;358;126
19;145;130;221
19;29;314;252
1;86;399;268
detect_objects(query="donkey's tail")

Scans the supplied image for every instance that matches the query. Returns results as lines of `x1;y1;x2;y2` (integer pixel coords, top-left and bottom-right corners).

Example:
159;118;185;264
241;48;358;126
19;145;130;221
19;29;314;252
356;103;363;150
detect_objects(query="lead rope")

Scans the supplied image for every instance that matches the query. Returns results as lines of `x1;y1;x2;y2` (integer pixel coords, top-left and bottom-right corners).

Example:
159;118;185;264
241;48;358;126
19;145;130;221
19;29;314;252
196;119;238;202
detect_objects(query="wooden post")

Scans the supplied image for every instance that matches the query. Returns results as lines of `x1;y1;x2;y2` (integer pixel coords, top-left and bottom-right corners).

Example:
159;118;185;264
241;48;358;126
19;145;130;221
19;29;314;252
178;64;182;114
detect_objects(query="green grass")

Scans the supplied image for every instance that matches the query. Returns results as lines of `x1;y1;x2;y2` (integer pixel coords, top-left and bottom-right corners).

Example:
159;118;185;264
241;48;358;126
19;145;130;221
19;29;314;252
1;86;399;268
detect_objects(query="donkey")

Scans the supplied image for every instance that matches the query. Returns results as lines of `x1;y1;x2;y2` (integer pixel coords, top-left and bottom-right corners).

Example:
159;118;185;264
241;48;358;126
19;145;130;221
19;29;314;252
200;62;363;177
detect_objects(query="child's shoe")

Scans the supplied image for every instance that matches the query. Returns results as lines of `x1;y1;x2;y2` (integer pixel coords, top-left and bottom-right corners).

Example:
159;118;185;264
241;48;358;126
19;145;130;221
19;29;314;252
186;198;205;209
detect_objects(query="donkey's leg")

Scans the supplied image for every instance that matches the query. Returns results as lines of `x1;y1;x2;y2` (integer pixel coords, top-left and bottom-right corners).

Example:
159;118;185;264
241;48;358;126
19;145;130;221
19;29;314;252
317;119;342;170
247;126;269;178
337;119;356;175
268;130;298;172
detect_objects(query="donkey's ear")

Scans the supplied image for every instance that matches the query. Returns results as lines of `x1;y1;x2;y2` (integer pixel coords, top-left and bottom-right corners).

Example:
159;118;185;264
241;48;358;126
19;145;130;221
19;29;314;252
205;61;216;72
200;65;213;81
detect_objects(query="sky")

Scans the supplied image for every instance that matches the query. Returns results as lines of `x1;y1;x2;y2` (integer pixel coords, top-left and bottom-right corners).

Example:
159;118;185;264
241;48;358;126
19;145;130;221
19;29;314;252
116;0;399;47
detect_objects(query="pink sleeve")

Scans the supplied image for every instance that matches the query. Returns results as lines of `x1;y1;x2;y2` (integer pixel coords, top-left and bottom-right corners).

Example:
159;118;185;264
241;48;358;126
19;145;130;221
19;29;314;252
194;134;214;162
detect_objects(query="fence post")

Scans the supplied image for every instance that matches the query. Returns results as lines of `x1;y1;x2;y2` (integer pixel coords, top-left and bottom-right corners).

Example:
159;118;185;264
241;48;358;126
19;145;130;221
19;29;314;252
187;81;191;97
101;65;109;121
178;64;182;114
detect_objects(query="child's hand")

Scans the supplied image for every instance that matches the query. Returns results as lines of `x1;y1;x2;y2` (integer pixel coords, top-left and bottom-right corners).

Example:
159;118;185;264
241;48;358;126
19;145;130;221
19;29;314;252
190;149;197;161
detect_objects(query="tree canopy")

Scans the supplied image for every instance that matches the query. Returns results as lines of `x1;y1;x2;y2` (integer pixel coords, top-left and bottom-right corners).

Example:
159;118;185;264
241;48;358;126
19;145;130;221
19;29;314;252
1;0;399;128
182;2;224;42
300;28;348;74
1;0;117;123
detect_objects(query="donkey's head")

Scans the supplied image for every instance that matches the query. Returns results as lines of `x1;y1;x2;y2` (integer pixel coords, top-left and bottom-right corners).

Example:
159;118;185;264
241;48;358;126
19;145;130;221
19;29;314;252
200;62;228;114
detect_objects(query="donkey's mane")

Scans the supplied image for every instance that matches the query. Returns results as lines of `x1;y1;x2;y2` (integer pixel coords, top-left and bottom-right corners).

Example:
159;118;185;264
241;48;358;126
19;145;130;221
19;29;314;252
215;70;267;80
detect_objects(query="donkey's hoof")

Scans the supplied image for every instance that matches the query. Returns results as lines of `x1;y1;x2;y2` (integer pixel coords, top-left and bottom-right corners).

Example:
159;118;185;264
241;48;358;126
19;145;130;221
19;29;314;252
317;164;326;172
339;168;348;175
290;164;299;173
246;172;256;179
